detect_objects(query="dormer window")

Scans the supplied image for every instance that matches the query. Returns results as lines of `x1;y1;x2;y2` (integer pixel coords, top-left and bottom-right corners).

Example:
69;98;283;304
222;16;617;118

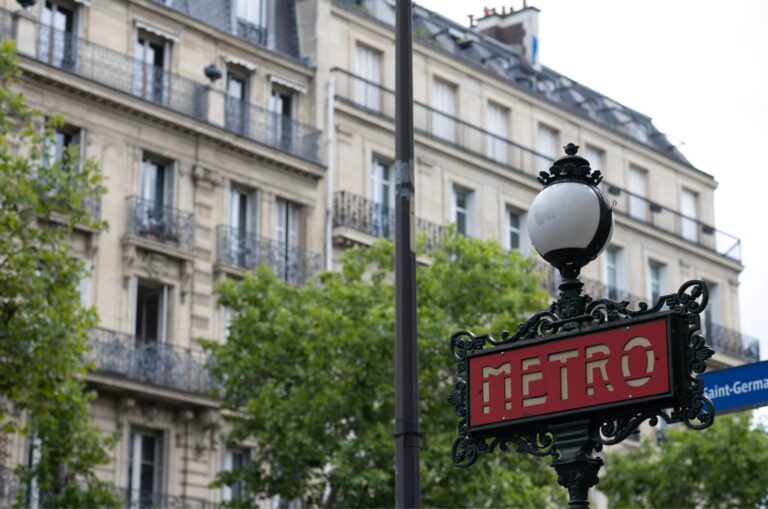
235;0;267;45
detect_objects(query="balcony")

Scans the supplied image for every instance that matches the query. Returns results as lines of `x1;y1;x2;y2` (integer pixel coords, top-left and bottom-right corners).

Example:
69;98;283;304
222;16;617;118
88;328;217;396
333;191;446;251
125;196;195;254
331;68;742;262
14;18;206;119
224;95;323;164
216;225;322;285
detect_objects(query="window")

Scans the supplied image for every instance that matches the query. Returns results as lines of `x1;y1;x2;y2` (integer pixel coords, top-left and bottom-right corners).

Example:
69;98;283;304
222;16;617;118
269;84;296;150
680;188;698;242
354;45;382;111
39;0;77;68
486;102;509;164
452;186;474;237
225;67;249;134
43;125;83;170
603;246;625;300
78;260;92;308
702;281;721;335
628;166;648;221
26;433;41;509
505;207;529;255
584;145;605;172
236;0;265;27
133;30;170;104
537;124;558;169
647;259;668;303
137;155;177;240
370;157;393;238
222;448;250;502
128;429;163;509
227;185;259;267
431;78;457;142
275;198;301;282
134;280;168;345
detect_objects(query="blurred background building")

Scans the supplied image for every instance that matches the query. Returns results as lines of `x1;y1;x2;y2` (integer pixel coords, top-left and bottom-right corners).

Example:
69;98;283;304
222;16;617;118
0;0;759;506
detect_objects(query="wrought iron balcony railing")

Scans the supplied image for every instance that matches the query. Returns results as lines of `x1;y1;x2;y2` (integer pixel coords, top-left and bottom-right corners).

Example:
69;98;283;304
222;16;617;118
126;196;195;253
224;95;323;164
4;13;206;119
331;68;742;262
534;261;760;362
88;328;217;396
216;225;322;285
114;488;219;509
333;190;446;251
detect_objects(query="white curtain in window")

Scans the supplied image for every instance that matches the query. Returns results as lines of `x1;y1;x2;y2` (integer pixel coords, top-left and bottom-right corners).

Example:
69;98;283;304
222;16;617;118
354;45;381;111
680;189;698;242
431;79;456;142
628;167;647;220
237;0;265;26
537;124;558;170
486;103;509;164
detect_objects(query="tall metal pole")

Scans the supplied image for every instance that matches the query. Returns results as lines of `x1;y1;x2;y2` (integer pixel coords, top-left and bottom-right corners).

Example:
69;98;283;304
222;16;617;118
394;0;420;507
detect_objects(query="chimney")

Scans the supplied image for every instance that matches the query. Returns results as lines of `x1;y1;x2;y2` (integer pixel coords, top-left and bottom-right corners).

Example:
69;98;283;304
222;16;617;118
474;5;541;71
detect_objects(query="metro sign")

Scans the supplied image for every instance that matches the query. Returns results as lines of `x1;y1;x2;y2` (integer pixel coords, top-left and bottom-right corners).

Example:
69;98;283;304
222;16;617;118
468;317;677;431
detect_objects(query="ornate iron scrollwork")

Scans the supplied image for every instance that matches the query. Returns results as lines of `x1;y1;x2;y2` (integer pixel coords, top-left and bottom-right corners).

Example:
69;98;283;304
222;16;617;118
448;279;715;468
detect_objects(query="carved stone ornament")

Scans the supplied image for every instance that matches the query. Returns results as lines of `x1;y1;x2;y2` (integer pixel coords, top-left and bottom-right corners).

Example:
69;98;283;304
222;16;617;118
448;279;715;469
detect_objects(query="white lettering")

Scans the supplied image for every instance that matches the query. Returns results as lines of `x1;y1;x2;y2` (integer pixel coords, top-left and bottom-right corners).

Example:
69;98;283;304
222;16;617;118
585;344;614;396
548;349;579;401
521;357;547;408
482;363;512;414
621;336;654;387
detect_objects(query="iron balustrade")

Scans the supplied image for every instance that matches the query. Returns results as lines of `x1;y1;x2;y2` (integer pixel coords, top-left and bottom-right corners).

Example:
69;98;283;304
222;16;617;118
126;196;195;253
10;15;206;119
115;488;219;509
217;225;322;285
235;18;268;47
333;190;446;251
331;68;742;262
88;328;217;396
223;94;323;164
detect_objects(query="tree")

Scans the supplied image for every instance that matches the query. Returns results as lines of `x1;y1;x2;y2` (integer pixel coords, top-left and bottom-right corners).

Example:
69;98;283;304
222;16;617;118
205;231;566;507
0;41;118;507
599;412;768;508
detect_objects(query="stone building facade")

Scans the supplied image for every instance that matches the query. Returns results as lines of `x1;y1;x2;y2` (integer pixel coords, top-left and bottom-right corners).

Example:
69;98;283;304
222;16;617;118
0;0;758;507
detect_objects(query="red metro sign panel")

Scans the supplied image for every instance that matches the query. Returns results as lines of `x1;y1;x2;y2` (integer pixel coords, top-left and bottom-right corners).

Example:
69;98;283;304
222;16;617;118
468;317;674;430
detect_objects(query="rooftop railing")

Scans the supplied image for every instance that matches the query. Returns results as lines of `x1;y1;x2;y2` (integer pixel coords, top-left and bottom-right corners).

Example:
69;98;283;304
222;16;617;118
21;20;206;119
216;225;323;285
333;190;446;251
88;327;218;396
126;196;195;253
224;95;323;164
332;68;742;262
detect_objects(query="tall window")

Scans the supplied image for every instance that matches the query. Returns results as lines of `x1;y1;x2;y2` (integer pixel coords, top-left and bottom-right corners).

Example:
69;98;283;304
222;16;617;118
43;126;83;169
228;185;259;267
269;84;296;150
603;246;625;300
584;145;605;172
452;186;474;236
628;166;648;221
647;259;668;303
370;157;393;238
39;1;77;68
138;155;177;240
354;45;382;111
505;207;529;255
537;124;558;170
275;198;301;282
77;260;92;308
236;0;265;26
486;102;509;164
431;78;457;142
680;188;698;242
702;281;721;335
222;448;249;502
128;429;163;509
133;31;169;104
134;280;168;345
225;68;249;134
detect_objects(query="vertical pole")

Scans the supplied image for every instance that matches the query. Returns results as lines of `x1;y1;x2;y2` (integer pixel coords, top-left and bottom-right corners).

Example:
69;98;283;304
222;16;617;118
394;0;420;508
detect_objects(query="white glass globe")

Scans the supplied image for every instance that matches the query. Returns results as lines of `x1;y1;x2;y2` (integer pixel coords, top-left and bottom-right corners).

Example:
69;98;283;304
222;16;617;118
526;181;613;273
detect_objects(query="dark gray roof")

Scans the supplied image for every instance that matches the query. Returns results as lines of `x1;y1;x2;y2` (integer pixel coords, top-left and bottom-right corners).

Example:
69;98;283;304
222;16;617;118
159;0;305;63
339;0;698;171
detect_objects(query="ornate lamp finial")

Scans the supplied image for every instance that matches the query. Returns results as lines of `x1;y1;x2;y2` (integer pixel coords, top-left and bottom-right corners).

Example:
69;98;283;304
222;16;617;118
537;141;603;187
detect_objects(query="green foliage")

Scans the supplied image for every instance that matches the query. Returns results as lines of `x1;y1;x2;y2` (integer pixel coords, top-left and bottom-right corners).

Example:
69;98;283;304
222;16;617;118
0;40;118;508
205;229;566;507
600;413;768;508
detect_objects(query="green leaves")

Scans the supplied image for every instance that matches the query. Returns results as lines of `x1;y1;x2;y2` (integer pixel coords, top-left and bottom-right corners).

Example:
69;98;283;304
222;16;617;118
0;42;117;508
600;413;768;508
206;230;564;507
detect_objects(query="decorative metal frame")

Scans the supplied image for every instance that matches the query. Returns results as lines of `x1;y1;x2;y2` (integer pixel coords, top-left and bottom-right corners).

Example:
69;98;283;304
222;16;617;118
448;278;715;467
